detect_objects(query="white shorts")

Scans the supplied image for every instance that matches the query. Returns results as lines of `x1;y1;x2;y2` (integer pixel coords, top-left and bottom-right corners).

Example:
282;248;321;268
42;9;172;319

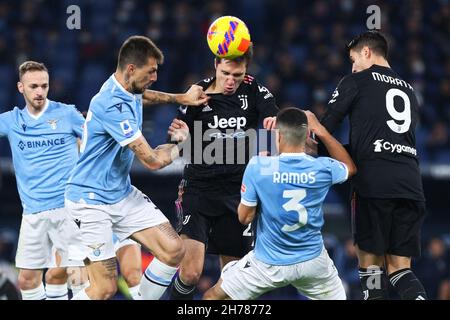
221;247;346;300
15;207;84;269
65;186;168;262
113;234;140;253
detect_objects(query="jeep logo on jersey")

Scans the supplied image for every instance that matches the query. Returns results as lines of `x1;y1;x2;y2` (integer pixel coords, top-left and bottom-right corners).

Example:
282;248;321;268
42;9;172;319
207;115;247;129
18;138;66;150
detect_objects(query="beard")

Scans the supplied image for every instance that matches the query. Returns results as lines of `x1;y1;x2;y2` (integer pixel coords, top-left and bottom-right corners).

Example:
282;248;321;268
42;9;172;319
129;81;147;94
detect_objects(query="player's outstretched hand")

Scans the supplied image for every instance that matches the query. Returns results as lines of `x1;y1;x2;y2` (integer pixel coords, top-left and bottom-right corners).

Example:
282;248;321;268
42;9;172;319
263;116;276;130
168;119;189;143
180;85;210;106
304;111;326;137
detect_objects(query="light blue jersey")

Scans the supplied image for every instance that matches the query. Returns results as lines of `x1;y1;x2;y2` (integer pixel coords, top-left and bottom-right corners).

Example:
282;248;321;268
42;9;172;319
65;75;143;205
0;100;84;214
241;153;348;265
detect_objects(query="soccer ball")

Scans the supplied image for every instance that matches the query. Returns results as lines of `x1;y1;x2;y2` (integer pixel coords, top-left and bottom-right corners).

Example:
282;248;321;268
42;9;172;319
206;15;251;59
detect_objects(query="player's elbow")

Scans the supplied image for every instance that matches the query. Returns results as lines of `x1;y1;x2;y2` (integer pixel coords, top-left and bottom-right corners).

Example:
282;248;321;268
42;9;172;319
347;162;357;178
144;160;164;171
239;214;251;225
140;154;167;170
238;205;254;225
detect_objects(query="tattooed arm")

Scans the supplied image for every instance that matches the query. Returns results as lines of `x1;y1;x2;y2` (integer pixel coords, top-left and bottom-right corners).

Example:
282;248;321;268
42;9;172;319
128;119;188;170
142;84;209;106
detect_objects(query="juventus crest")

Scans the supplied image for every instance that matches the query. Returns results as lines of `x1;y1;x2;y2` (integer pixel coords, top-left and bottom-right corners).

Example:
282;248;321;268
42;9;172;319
238;94;248;110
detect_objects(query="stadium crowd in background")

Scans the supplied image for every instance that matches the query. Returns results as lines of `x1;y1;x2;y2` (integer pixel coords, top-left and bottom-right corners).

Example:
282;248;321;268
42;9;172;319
0;0;449;300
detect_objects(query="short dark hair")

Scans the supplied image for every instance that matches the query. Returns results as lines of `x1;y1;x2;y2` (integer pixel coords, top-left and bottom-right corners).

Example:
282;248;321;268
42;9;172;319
276;107;308;146
215;43;253;66
18;61;48;80
117;36;164;70
347;31;388;59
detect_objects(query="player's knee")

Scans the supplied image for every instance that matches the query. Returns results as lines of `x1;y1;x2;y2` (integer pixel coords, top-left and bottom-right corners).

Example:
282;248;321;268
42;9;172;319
91;281;118;300
202;288;214;300
45;268;68;284
160;238;185;266
18;273;41;290
180;268;202;285
67;267;88;287
121;267;142;287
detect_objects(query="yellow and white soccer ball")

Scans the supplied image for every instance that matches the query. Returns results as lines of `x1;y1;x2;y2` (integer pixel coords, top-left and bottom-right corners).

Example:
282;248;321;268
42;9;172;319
207;15;251;59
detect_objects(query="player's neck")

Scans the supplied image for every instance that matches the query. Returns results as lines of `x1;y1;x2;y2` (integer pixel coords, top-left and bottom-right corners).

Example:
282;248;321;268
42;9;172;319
372;57;390;69
26;100;48;117
114;71;132;93
205;80;222;94
279;145;305;154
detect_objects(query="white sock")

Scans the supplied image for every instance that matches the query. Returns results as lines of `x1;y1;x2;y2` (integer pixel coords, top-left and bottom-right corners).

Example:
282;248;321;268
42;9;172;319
140;258;177;300
21;282;46;300
45;283;68;300
71;288;92;300
71;280;90;297
128;285;142;300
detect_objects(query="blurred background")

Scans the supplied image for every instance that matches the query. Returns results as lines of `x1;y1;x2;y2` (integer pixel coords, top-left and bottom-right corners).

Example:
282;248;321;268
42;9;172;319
0;0;449;300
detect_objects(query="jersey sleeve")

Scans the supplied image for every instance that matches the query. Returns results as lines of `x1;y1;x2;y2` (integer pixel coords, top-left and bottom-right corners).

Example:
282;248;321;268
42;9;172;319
101;102;142;146
0;111;12;137
323;157;349;185
321;75;358;133
253;79;279;119
240;157;259;207
69;105;86;138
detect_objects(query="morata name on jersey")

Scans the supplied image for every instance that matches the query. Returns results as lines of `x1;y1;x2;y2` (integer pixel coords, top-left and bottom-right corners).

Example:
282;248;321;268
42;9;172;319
371;72;414;91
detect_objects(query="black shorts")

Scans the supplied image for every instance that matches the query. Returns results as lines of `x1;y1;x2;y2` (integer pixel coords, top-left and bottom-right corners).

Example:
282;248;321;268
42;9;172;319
351;193;426;257
175;180;254;258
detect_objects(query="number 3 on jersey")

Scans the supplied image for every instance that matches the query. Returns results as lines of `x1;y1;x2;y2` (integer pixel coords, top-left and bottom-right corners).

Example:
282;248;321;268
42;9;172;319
281;189;308;232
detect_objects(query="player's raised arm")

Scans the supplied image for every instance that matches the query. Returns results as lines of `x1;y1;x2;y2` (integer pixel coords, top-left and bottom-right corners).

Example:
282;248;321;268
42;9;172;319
128;119;188;170
320;76;358;134
305;110;357;177
142;84;209;106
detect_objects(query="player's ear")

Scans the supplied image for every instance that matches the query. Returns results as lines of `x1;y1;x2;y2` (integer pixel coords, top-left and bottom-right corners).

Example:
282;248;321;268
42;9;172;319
127;64;135;75
362;46;370;59
17;82;24;94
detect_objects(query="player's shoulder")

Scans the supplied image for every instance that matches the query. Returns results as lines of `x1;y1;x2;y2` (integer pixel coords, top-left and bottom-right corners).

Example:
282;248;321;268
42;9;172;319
243;74;256;86
240;74;259;90
241;74;274;97
48;100;76;111
92;91;133;114
248;155;278;168
92;76;134;110
0;106;20;120
316;156;346;170
2;106;21;115
197;77;215;89
344;65;386;84
47;100;83;118
336;72;360;88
